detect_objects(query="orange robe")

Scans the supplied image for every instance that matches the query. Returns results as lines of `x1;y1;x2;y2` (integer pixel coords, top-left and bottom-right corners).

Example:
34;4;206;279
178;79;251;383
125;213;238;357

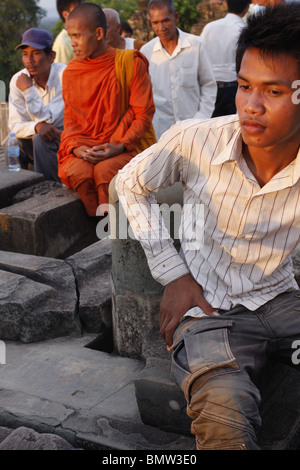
57;46;155;216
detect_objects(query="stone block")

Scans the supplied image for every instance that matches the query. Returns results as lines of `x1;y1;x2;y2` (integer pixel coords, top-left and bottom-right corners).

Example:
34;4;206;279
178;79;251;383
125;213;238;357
67;238;112;333
0;186;98;258
109;177;183;359
0;168;44;209
0;250;80;342
134;329;192;436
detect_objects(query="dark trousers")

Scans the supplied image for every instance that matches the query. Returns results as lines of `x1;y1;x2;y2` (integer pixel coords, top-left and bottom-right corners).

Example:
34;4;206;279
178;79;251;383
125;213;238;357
172;289;300;449
18;134;61;182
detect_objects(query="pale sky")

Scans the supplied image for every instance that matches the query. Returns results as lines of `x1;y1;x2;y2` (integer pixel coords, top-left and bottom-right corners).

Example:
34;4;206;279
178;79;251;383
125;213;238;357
38;0;59;19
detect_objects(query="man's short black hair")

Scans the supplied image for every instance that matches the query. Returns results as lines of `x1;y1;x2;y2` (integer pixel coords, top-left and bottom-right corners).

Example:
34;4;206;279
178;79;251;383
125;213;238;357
120;21;133;35
43;47;53;55
227;0;251;15
236;2;300;74
147;0;176;14
68;2;107;36
56;0;82;22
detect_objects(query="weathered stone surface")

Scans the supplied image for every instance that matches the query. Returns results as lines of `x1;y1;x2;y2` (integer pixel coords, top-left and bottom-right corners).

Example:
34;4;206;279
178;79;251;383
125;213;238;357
135;329;192;436
11;180;63;204
0;186;98;258
112;283;162;358
0;167;44;209
0;251;80;342
67;238;112;333
0;426;13;443
0;426;76;450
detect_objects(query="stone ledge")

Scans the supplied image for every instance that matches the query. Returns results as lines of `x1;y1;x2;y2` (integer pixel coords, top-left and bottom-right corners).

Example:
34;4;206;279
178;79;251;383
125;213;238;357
0;168;44;209
0;185;98;259
0;426;77;450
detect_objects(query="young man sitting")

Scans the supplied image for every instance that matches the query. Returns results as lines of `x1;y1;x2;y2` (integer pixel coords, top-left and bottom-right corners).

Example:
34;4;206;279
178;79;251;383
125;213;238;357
116;2;300;450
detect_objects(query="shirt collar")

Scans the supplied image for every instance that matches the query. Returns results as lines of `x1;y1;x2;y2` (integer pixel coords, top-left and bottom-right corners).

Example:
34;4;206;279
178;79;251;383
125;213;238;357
225;12;246;25
153;28;192;55
212;126;243;166
212;126;300;190
30;63;53;93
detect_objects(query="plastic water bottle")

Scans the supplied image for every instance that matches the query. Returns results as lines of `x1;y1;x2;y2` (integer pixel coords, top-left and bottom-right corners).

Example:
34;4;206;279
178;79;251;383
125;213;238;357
7;132;20;172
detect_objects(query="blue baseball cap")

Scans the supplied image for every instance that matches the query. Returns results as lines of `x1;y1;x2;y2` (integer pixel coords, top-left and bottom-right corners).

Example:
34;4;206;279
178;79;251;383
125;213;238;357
15;28;53;50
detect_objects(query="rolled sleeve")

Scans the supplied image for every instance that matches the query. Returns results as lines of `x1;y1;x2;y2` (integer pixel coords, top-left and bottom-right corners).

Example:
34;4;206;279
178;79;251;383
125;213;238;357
115;122;189;286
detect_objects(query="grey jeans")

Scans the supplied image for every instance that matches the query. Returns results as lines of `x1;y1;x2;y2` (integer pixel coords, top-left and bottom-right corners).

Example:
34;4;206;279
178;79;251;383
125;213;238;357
171;289;300;450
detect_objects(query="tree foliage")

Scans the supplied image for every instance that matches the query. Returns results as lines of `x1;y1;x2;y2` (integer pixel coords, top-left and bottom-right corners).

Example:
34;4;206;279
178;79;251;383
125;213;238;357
90;0;139;21
174;0;201;32
0;0;45;98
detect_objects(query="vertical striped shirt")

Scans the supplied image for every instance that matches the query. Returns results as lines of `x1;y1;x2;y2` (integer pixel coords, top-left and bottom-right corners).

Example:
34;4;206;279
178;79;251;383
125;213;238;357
116;115;300;312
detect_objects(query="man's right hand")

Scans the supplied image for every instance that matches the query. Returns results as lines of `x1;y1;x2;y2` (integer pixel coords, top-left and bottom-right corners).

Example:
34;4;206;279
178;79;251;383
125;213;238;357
159;274;218;348
35;122;61;142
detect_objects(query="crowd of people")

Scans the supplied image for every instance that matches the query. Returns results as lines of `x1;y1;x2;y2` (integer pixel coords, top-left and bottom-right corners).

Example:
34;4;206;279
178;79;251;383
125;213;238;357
8;0;241;212
7;0;300;451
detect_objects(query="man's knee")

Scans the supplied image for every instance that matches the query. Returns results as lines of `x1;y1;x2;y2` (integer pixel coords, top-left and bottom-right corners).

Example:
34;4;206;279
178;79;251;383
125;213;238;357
171;317;261;449
188;373;261;450
64;158;94;189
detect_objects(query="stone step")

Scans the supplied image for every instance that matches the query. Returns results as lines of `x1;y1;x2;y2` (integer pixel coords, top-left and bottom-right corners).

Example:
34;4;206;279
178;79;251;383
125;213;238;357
0;167;44;209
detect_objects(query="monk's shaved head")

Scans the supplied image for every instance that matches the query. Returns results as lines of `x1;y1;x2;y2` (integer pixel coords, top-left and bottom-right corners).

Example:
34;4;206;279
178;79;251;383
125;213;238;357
68;2;107;35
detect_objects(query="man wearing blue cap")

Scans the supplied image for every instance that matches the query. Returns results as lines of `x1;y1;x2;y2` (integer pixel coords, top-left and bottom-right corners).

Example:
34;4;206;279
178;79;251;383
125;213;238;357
8;28;66;181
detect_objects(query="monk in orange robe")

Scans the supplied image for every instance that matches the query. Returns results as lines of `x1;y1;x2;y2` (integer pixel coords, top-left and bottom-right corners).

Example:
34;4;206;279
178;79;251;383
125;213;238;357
57;3;156;216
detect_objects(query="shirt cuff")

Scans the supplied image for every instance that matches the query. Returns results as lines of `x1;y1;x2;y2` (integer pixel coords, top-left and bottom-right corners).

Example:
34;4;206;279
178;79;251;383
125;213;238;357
147;246;190;286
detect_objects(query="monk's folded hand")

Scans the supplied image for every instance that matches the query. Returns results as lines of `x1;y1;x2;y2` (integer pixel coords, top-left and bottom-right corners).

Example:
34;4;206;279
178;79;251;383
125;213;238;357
83;143;125;163
73;146;92;159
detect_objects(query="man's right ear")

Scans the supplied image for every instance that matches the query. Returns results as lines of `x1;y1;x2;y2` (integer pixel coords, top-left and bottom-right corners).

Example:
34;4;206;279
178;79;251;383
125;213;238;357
62;10;70;22
96;27;105;41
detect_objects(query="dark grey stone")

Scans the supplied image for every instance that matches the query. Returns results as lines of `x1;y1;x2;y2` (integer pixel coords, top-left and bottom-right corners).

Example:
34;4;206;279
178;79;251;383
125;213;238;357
0;186;98;258
135;329;192;436
0;168;44;209
0;426;77;450
0;251;80;342
67;239;112;333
